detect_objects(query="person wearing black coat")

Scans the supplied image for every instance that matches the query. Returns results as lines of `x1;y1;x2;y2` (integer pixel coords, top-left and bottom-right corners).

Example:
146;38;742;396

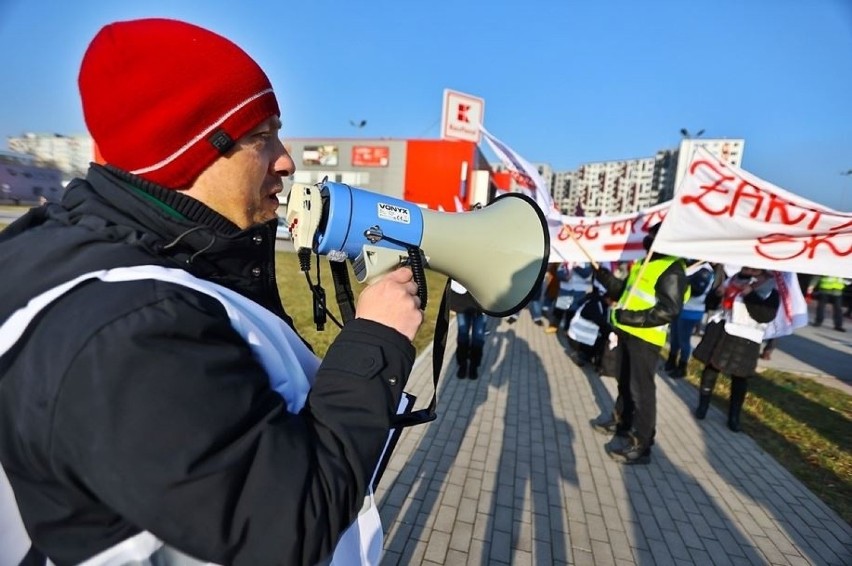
592;224;688;465
566;281;612;369
0;19;422;565
449;280;487;379
692;267;780;432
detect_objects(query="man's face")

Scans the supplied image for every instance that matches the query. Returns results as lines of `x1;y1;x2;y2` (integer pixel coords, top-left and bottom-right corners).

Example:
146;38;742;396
184;116;295;229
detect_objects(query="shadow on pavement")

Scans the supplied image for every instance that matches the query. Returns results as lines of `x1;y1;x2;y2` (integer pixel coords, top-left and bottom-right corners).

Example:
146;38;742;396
770;331;852;384
660;374;850;563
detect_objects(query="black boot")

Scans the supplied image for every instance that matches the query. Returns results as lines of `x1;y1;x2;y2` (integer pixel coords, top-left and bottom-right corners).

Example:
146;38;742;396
671;360;688;379
468;345;483;380
591;413;619;436
606;432;651;465
456;343;468;379
728;376;747;432
695;367;718;420
664;351;678;373
695;394;711;419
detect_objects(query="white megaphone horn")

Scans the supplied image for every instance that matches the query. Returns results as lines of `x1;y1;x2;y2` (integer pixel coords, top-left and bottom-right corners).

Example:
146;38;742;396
285;180;550;316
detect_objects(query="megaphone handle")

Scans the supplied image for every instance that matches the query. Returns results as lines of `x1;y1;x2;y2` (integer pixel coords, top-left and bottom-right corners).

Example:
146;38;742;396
406;247;428;311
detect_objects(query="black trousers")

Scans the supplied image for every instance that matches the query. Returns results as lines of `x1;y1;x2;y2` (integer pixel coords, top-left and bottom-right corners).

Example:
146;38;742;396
815;292;844;329
613;331;661;445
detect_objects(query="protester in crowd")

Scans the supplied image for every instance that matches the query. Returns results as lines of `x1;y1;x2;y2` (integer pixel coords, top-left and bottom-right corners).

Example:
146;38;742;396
566;278;612;369
692;267;780;431
613;261;630;280
807;275;848;332
759;338;776;360
0;18;423;565
449;280;487;379
698;262;726;336
845;280;852;318
590;223;688;465
664;260;715;378
545;262;592;334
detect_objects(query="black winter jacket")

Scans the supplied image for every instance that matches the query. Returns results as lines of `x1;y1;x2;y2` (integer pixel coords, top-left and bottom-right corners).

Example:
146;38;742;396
0;165;415;565
596;255;688;329
693;278;780;376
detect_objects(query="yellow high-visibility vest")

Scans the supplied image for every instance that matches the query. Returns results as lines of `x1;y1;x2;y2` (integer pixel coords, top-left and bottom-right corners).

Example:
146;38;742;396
818;277;846;292
612;256;688;346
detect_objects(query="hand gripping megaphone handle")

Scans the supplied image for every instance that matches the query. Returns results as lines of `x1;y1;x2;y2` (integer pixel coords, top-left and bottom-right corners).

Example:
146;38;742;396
367;233;428;310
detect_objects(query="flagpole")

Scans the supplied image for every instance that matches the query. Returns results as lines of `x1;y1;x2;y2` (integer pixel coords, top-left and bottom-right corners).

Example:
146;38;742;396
565;225;600;270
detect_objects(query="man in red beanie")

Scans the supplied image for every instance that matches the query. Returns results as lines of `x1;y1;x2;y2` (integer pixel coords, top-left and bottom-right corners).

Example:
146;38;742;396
0;18;422;565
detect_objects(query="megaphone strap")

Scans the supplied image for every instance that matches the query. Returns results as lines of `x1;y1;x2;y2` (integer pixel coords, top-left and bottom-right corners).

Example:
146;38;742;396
391;277;450;429
329;260;356;324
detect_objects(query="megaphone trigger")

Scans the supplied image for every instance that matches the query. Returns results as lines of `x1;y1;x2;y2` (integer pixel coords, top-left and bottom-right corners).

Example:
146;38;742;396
353;244;429;310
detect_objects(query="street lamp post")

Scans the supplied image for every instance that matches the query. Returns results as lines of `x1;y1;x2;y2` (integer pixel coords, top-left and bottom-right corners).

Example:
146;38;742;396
679;128;705;139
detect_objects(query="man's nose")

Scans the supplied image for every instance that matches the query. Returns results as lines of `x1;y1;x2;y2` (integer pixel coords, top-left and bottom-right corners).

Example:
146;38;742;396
273;143;295;177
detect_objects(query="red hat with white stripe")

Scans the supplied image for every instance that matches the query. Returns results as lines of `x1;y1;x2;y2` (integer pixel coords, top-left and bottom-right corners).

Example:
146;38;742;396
79;18;280;189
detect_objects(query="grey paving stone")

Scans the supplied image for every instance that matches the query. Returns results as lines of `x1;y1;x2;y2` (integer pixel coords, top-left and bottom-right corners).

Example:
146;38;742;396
372;316;852;565
432;504;457;534
659;527;692;561
488;528;512;563
423;531;451;564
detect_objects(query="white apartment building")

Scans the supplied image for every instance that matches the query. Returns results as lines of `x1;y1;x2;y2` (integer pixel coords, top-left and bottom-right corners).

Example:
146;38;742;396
565;156;658;216
563;137;746;216
7;133;94;181
552;170;574;213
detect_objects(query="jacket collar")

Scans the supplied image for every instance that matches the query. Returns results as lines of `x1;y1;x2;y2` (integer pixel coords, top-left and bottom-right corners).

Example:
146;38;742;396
57;164;289;318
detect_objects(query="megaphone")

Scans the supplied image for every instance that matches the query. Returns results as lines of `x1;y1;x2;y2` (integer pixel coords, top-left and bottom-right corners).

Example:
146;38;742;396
285;180;550;316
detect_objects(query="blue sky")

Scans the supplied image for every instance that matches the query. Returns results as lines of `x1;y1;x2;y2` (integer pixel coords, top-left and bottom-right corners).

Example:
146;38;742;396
1;0;850;209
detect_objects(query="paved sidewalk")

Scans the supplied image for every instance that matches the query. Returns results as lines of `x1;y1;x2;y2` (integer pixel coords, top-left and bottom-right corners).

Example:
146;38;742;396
374;311;852;565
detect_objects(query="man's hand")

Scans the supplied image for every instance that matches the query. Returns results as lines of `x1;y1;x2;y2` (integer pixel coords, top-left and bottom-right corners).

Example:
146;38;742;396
356;267;424;341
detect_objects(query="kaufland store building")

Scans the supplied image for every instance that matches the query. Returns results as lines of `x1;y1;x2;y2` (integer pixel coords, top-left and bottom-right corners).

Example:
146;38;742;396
281;138;505;212
280;90;508;212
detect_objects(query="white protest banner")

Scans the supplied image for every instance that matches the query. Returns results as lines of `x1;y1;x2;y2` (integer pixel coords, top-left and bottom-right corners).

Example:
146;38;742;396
554;202;671;263
655;147;852;277
764;271;809;339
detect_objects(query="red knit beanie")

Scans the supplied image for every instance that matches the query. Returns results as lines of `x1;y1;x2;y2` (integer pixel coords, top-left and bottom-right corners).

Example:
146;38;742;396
79;18;280;189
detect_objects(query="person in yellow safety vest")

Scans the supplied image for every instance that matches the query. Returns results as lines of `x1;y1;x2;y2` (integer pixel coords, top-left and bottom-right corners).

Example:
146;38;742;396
807;275;848;332
590;223;689;465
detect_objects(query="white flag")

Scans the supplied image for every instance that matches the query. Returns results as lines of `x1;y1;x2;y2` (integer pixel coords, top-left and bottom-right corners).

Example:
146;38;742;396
478;126;568;261
655;147;852;277
478;126;561;222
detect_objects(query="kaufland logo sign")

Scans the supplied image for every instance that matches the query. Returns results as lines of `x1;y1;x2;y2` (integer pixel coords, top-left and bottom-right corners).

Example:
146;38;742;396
441;89;485;143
